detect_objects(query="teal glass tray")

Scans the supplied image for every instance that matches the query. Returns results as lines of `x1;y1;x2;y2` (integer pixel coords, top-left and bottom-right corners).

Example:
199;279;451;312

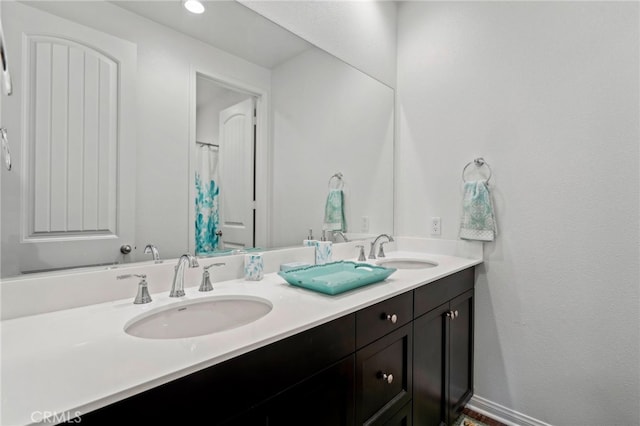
278;261;397;295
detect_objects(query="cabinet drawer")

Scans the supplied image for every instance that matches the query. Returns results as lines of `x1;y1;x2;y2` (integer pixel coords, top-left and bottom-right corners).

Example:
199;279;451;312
357;323;413;425
356;291;412;348
414;268;474;318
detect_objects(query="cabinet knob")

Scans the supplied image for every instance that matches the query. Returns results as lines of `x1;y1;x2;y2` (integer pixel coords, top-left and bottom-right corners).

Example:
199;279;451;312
446;310;459;319
382;313;398;324
377;371;394;384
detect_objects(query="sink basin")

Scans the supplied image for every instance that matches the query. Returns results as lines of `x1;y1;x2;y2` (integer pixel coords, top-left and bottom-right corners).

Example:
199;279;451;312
376;258;438;270
124;296;272;339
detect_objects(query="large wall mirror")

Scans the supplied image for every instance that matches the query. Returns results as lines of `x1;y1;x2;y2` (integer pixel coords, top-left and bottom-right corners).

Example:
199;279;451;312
0;0;394;278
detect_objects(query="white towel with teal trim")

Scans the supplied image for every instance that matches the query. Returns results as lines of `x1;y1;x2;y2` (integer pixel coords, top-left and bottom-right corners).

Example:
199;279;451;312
459;180;497;241
323;189;345;231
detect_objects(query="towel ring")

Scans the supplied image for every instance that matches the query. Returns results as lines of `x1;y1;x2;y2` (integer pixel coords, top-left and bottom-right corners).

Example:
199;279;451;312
462;158;492;184
328;172;344;189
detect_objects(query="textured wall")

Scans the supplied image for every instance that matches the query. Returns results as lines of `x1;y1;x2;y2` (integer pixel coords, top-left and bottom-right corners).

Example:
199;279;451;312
397;2;640;424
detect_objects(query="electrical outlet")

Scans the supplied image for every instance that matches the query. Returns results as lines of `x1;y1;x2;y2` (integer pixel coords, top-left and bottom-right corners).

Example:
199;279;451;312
361;216;369;232
431;217;441;235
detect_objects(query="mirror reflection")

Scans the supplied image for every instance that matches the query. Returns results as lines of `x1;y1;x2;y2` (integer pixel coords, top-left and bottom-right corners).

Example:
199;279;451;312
0;0;394;278
194;76;257;254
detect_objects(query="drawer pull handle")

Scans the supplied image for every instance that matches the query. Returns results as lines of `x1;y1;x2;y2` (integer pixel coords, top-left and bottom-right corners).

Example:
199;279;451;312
382;313;398;324
377;371;394;384
446;310;459;319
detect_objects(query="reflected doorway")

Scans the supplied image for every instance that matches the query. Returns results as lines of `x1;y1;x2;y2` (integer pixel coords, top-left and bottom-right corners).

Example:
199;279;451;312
194;74;257;255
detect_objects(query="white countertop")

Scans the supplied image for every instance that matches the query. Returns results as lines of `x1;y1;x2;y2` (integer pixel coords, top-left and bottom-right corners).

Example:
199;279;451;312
1;250;481;426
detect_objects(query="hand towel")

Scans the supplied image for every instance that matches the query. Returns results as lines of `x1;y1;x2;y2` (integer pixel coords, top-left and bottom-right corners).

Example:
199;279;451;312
459;180;497;241
323;189;345;231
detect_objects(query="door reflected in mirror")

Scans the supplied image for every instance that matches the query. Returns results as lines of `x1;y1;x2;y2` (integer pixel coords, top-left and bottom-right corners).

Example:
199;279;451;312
0;0;394;278
194;75;257;255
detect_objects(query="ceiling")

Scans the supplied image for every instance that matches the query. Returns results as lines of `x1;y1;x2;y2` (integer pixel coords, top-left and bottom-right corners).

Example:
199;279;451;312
110;0;313;69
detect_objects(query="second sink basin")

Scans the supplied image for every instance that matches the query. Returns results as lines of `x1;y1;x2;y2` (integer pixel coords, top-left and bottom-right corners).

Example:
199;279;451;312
125;296;273;339
376;258;438;270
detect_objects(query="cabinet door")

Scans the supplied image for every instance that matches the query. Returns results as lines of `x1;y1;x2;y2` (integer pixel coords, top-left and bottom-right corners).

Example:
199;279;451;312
381;401;412;426
357;323;413;425
447;290;474;423
266;356;355;426
413;302;449;426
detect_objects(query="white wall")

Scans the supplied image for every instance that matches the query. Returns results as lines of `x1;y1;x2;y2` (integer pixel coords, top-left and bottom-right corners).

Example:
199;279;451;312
397;2;639;425
241;0;397;88
271;48;394;247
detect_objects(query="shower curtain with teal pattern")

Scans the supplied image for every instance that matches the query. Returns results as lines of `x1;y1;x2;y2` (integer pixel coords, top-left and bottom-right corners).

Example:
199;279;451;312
195;144;220;255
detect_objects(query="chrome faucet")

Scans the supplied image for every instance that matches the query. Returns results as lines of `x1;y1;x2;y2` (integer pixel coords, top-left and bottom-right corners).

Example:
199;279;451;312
169;253;199;297
331;230;349;242
368;234;394;259
144;244;161;263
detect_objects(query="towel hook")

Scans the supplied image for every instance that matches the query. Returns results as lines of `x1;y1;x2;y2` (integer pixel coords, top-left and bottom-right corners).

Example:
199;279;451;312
328;172;344;189
462;157;491;184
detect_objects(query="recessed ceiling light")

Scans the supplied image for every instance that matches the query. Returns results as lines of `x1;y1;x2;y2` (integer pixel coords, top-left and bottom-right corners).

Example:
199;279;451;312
183;0;205;14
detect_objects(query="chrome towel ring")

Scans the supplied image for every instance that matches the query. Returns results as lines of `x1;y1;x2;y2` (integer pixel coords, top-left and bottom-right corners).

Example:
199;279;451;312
1;127;10;171
0;18;13;96
328;172;344;189
462;157;492;184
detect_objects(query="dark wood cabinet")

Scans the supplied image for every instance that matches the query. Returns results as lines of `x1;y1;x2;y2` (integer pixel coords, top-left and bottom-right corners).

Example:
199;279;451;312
356;291;413;349
77;314;356;425
383;402;412;426
228;356;355;426
356;323;413;425
265;356;355;426
413;269;475;426
447;290;474;423
72;267;475;426
413;302;449;426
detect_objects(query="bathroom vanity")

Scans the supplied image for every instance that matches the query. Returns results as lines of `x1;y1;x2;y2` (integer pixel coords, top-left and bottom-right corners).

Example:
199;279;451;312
0;239;481;426
76;268;474;426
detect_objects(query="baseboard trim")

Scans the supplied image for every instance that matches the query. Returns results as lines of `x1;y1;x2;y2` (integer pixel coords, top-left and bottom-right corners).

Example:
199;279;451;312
467;395;553;426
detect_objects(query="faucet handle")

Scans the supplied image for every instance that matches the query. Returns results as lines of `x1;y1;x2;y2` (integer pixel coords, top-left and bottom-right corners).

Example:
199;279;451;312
117;273;146;280
199;263;226;292
355;245;366;262
117;274;152;304
203;262;226;271
378;241;389;258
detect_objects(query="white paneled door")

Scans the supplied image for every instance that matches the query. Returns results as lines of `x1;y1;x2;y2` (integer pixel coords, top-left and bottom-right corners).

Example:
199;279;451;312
0;3;136;276
218;98;256;249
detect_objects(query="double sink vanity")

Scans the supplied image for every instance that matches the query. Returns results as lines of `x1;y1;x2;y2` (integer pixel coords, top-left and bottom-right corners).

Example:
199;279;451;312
1;237;482;426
